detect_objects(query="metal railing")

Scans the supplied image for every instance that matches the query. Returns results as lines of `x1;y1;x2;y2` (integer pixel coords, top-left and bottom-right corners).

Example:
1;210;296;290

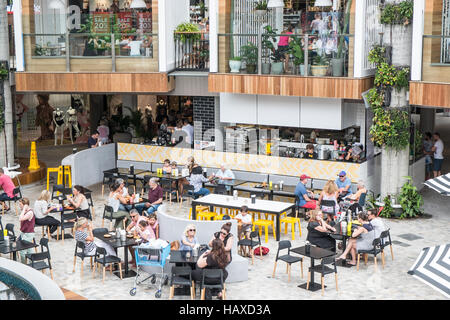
217;32;354;77
174;32;209;72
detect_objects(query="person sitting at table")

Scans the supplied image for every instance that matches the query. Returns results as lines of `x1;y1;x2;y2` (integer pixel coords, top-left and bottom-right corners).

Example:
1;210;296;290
147;213;159;239
180;223;199;251
115;178;132;212
209;222;234;263
188;166;213;198
345;143;364;162
87;130;99;148
337;212;375;266
75;217;116;257
367;209;388;240
126;209;146;267
294;174;317;211
192;238;229;300
335;171;353;200
34;190;61;237
214;165;235;184
306;209;336;251
135;178;163;216
162;159;172;174
135;220;155;243
18;198;36;263
107;183;131;229
318;180;340;223
345;180;367;203
0;168;16;212
67;185;91;219
235;205;252;241
303;144;318;160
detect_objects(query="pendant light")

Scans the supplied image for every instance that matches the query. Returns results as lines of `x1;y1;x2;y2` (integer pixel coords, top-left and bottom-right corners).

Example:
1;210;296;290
267;0;284;8
314;0;333;6
49;0;65;10
130;0;146;9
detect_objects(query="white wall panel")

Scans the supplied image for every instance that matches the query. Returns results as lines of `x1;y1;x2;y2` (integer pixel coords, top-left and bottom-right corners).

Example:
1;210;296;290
300;97;343;130
220;93;257;124
257;95;300;127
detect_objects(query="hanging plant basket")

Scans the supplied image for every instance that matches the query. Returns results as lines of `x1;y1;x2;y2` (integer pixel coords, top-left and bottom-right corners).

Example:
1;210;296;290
0;60;9;81
254;9;268;16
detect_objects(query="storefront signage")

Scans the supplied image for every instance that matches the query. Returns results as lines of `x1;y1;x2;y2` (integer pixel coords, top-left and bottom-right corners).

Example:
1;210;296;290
137;12;152;33
93;13;111;33
117;12;133;33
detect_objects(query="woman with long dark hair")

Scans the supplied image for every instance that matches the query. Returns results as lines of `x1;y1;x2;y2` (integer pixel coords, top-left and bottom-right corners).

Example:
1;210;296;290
209;222;234;263
192;238;229;300
67;185;91;219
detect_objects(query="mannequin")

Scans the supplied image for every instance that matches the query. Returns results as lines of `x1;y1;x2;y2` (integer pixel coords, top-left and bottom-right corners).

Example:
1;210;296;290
53;108;66;146
66;107;81;144
35;94;54;141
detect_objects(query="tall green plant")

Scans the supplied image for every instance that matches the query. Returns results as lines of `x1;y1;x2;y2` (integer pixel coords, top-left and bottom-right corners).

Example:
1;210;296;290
336;0;353;59
124;107;146;138
240;42;258;65
398;177;424;218
289;37;304;65
379;195;393;218
380;0;413;25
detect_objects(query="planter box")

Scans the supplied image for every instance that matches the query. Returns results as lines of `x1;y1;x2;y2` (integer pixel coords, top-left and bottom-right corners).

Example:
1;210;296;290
311;65;328;77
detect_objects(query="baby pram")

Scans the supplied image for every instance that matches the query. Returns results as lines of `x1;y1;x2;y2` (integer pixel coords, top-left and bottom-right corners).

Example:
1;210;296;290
129;241;170;298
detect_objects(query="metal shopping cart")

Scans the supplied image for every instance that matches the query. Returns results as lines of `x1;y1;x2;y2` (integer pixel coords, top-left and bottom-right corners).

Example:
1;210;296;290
129;242;170;298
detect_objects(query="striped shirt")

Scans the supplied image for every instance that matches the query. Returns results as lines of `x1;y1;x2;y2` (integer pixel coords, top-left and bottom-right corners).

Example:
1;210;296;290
75;230;96;255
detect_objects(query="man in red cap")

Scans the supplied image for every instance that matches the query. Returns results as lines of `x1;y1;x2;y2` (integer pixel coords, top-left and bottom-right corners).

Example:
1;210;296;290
294;174;317;210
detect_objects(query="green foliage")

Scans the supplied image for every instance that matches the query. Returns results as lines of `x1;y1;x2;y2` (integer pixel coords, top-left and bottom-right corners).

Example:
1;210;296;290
398;177;424;218
34;44;45;56
366;88;384;111
313;54;329;66
368;45;387;66
380;0;413;25
240;42;259;65
0;94;4;132
0;68;8;80
270;48;285;63
289;37;305;65
124;107;146;138
336;0;353;59
412;130;423;157
379;195;393;218
229;56;242;61
262;25;277;52
374;63;410;90
370;108;410;150
254;0;268;10
174;23;201;42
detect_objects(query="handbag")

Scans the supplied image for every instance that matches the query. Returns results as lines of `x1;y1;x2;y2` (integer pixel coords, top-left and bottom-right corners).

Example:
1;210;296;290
253;246;269;256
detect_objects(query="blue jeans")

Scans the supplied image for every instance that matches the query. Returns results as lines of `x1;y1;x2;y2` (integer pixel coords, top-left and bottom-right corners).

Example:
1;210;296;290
0;193;13;202
194;188;210;198
134;203;161;216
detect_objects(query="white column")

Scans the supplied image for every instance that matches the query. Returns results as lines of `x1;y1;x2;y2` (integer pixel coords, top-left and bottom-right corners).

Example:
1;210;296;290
209;0;218;72
353;0;365;78
158;0;167;72
411;0;425;81
13;0;24;72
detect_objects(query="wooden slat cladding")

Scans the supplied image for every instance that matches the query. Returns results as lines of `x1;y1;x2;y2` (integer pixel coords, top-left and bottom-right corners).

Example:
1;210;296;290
409;81;450;108
208;74;373;99
15;72;175;93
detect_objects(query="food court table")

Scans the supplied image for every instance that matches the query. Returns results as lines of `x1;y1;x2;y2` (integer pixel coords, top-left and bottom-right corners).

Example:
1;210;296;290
204;179;246;194
329;222;352;268
291;245;335;292
94;231;139;279
169;250;200;266
233;182;322;201
0;239;39;261
191;194;295;241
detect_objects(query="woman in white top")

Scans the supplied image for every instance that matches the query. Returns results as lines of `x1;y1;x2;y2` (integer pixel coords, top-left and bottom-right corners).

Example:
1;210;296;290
318;180;340;223
67;185;90;219
107;182;131;229
34;190;61;235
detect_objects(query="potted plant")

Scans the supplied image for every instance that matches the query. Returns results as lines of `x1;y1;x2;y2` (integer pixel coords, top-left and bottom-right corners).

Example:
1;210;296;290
254;0;268;16
270;48;284;75
398;177;424;219
229;56;242;73
311;54;329;76
240;42;258;74
0;61;8;80
174;22;201;42
289;37;310;75
262;25;278;74
332;0;352;76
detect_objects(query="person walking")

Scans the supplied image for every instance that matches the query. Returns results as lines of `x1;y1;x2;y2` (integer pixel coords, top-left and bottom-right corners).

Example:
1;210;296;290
431;132;444;177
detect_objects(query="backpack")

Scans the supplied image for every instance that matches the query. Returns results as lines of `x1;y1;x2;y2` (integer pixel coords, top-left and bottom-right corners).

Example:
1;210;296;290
253;246;269;256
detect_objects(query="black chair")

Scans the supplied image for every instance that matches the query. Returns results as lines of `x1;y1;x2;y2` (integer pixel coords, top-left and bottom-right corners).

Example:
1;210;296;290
51;184;65;200
85;192;95;219
0;216;3;235
93;247;123;283
161;178;178;203
356;238;384;271
200;269;226;300
358;192;367;208
102;172;117;196
306;256;338;296
92;228;108;238
25;238;53;280
5;223;16;241
221;215;231;220
320;199;337;223
214;184;227;195
181;184;196;203
272;240;303;282
141;175;152;194
237;229;262;265
169;266;195;300
101;205;125;230
60;212;77;243
73;241;95;276
9;187;23;215
380;229;394;261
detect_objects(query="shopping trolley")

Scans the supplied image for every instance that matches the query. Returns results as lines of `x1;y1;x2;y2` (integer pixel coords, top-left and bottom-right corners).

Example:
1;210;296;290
129;243;170;298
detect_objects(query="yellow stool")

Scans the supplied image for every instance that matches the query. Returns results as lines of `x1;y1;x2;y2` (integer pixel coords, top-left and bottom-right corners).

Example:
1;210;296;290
46;167;62;190
188;206;209;219
197;211;217;221
214;214;225;220
250;211;261;221
280;213;302;241
253;215;276;243
62;166;72;187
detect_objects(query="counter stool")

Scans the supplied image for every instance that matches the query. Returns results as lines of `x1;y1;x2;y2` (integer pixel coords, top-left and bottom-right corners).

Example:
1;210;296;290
197;211;217;221
188;205;209;220
253;214;276;243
